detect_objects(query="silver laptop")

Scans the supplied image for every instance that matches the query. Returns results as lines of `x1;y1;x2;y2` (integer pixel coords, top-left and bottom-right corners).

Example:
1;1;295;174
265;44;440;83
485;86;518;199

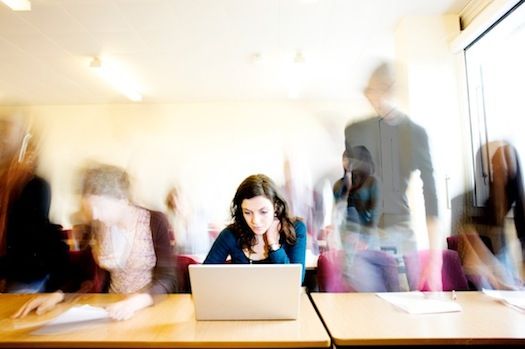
189;264;302;320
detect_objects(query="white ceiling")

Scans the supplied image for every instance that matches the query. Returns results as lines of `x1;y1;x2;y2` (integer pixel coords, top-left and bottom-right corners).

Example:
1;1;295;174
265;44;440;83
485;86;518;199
0;0;469;105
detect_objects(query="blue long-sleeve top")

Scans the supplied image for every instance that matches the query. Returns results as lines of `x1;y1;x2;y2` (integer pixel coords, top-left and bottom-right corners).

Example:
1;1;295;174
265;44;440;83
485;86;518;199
203;220;307;282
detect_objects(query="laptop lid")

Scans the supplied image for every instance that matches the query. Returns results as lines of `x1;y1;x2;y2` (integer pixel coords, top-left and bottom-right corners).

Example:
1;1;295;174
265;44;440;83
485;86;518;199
189;264;302;320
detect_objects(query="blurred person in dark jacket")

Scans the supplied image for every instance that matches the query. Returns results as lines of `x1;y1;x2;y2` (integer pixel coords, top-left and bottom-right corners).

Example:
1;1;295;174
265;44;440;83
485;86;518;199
0;115;68;293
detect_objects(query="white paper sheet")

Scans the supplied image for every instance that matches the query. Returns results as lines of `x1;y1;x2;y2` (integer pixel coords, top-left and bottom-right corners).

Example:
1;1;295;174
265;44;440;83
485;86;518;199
30;305;110;335
377;292;462;314
482;289;525;312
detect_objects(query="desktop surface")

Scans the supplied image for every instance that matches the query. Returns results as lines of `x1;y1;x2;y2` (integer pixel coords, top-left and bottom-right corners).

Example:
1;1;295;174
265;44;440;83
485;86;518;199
311;291;525;346
0;293;330;348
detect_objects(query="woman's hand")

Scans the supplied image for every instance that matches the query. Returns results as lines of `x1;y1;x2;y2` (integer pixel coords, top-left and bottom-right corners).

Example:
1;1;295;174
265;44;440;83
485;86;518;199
11;291;65;318
344;171;353;190
105;293;153;321
265;218;281;246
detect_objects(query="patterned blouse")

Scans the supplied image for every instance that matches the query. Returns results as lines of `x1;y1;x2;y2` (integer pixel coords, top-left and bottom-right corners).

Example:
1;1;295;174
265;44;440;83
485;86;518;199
92;208;156;294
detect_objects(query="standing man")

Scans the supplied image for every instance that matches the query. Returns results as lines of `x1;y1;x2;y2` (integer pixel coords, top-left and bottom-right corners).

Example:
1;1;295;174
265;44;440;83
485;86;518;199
344;61;442;291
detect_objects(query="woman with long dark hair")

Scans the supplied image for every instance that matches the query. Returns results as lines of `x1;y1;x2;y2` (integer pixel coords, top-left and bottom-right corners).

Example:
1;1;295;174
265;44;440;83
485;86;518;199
333;145;380;229
204;174;307;281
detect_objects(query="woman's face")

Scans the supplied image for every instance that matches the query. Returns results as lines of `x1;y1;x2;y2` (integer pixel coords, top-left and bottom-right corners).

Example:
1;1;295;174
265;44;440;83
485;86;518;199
241;195;275;236
84;194;125;226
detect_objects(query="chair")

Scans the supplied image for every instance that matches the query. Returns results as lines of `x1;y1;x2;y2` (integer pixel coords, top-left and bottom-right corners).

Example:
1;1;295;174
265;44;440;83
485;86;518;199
175;255;200;293
317;249;400;292
317;250;351;292
403;249;469;291
446;235;459;252
67;246;107;293
447;234;494;254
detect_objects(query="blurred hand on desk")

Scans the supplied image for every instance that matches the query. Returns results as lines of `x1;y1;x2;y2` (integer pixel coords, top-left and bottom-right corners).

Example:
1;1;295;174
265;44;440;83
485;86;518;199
12;291;65;318
12;291;153;321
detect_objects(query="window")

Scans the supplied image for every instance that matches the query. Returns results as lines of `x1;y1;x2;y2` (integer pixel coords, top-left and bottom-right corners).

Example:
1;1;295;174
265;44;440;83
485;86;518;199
465;1;525;206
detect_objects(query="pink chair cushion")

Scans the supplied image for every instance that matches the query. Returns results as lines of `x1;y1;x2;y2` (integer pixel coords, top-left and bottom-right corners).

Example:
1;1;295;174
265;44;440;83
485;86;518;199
403;249;469;291
317;249;400;292
317;250;352;292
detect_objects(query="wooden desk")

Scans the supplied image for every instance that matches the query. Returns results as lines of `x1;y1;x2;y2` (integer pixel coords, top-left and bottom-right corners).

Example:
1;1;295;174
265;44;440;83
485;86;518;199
0;293;330;348
311;291;525;346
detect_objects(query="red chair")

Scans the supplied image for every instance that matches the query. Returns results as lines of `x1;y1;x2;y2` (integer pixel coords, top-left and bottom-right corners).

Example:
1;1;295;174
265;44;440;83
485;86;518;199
403;249;469;291
175;255;200;293
64;246;107;293
317;249;400;292
446;236;459;252
448;234;494;254
317;250;352;292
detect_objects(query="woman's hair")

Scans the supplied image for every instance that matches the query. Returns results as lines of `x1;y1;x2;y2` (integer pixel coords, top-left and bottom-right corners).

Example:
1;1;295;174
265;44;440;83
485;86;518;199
487;143;524;232
229;174;297;252
82;164;131;200
0;116;36;256
349;145;375;176
341;146;375;190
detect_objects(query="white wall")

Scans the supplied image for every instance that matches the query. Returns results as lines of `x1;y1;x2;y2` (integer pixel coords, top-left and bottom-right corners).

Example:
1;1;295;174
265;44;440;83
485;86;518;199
1;100;371;228
1;14;473;240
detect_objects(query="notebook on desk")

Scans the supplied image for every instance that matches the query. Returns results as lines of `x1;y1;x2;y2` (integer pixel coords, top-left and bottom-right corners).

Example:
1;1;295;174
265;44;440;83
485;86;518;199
189;264;302;320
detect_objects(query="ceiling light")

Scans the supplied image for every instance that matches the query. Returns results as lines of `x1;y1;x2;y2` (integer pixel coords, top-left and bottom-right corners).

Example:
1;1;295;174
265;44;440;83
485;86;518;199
89;57;102;69
294;50;305;64
248;52;262;64
89;57;143;102
287;50;306;99
1;0;31;11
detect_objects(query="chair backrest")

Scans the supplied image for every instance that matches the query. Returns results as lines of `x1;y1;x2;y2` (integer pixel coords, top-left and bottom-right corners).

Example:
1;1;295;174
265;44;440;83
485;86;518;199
448;234;494;254
65;246;107;293
175;255;200;293
317;249;400;292
355;249;400;292
317;250;352;292
446;236;459;251
403;249;469;291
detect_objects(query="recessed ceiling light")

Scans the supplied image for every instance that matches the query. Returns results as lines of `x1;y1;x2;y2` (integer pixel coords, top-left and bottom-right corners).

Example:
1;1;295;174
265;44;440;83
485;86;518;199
294;50;305;64
249;52;262;64
1;0;31;11
89;57;143;102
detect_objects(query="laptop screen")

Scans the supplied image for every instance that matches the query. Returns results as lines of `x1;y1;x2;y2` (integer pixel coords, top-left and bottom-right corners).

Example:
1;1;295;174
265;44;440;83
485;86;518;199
189;264;302;320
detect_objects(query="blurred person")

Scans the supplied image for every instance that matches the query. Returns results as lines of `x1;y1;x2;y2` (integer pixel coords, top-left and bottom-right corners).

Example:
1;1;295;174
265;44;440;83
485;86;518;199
13;164;176;320
165;186;188;251
331;146;395;291
0;115;68;293
328;147;402;292
457;142;524;289
282;154;315;249
344;61;442;290
487;143;524;259
333;146;380;232
314;178;337;253
458;226;521;290
203;174;307;282
165;185;213;255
